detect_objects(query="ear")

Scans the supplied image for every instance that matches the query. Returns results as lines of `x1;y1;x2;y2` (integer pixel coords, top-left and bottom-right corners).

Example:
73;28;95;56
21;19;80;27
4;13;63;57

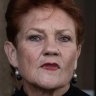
77;45;82;59
4;41;18;68
74;44;82;70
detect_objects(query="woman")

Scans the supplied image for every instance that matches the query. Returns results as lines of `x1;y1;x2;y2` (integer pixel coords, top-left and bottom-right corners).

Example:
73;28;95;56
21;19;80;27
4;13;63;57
4;0;90;96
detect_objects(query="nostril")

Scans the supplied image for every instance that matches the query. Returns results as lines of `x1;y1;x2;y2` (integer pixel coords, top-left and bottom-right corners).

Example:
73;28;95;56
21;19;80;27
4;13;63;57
53;53;58;56
44;52;50;56
44;52;59;56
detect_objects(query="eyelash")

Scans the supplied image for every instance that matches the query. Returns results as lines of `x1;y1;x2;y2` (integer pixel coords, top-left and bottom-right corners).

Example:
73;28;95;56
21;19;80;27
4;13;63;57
57;35;72;42
27;35;44;42
27;34;72;43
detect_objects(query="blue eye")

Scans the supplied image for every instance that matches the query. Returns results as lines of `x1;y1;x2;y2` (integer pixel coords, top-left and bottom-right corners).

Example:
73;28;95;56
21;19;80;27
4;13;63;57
58;35;71;42
28;35;43;42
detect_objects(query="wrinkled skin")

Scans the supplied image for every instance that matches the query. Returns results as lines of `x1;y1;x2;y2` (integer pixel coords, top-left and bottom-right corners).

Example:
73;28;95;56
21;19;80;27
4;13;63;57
4;6;81;96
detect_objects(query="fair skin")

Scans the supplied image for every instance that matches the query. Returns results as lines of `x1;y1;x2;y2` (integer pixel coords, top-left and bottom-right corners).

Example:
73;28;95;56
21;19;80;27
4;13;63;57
4;6;81;96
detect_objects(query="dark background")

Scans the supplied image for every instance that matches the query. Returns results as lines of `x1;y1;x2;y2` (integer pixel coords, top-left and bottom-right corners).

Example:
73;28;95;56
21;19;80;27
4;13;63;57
75;0;95;90
0;0;95;96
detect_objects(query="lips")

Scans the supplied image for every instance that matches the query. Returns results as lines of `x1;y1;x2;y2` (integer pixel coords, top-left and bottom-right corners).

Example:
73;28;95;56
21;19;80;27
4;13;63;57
41;63;60;71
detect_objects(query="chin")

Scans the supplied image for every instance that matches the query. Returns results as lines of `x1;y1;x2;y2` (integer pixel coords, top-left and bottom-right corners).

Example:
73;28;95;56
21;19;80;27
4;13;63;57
37;77;63;89
39;83;61;90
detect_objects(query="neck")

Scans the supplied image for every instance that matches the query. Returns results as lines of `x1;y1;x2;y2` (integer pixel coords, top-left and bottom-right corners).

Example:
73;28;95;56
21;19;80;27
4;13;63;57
23;80;70;96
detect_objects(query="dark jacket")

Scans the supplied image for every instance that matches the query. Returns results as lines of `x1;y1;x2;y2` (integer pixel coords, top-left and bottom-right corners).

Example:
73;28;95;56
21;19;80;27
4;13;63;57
63;85;90;96
12;85;90;96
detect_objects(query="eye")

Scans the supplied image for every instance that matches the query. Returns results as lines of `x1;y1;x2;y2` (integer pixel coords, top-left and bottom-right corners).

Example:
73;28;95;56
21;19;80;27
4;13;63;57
27;35;44;42
58;35;71;42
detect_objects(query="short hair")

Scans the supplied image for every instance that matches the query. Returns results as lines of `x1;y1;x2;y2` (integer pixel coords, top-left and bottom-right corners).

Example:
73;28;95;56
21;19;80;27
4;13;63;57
5;0;84;46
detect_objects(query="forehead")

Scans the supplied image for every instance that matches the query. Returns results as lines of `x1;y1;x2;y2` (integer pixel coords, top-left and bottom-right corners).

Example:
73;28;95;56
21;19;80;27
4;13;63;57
19;6;75;32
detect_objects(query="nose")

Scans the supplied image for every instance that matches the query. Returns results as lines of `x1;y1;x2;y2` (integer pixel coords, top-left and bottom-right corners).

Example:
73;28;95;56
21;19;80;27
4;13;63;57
43;40;60;56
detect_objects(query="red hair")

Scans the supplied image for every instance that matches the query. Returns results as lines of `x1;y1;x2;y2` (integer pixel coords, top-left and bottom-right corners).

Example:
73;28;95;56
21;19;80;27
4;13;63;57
5;0;84;46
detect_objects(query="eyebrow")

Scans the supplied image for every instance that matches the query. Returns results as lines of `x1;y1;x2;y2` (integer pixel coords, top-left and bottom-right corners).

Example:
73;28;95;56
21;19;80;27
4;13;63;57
56;29;73;34
26;28;45;34
26;28;73;34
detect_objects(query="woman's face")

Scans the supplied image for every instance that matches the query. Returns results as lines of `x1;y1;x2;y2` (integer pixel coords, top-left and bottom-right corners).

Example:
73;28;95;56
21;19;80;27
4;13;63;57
5;7;81;89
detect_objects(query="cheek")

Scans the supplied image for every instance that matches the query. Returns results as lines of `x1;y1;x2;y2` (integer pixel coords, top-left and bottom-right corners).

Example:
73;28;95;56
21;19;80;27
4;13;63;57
16;46;43;80
60;48;77;83
17;45;42;71
61;48;77;70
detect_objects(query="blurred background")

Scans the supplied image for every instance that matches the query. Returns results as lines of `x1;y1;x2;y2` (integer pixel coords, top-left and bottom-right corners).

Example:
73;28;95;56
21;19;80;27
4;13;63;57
0;0;95;96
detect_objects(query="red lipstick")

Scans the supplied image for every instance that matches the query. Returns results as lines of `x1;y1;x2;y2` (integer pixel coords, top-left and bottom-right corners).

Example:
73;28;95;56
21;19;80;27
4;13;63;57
41;63;60;71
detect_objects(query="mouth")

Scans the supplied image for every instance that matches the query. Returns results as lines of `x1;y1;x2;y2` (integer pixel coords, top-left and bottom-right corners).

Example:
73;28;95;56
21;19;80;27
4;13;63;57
40;63;60;71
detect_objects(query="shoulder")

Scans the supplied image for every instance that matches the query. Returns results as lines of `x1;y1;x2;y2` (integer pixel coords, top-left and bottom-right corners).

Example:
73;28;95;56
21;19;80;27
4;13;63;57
71;85;90;96
63;84;90;96
11;87;27;96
